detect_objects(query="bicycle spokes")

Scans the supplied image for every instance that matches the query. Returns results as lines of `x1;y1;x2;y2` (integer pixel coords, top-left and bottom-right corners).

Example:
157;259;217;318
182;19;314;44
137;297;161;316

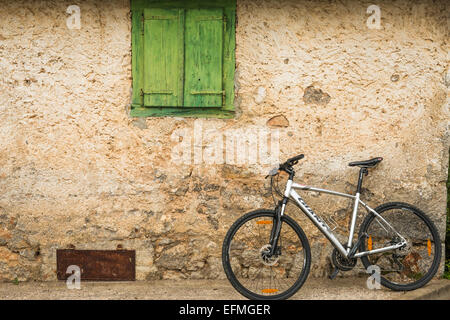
364;208;438;285
225;213;309;299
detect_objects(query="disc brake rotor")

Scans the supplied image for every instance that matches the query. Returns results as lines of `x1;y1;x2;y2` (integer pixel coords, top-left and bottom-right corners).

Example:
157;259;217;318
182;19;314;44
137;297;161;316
259;244;280;266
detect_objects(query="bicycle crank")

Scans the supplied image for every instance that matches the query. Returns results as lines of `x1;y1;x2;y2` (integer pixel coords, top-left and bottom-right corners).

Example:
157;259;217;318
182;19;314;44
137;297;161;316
331;248;357;271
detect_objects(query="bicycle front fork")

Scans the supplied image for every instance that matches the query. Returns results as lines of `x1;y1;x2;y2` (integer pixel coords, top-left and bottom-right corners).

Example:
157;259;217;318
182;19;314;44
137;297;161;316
268;198;287;256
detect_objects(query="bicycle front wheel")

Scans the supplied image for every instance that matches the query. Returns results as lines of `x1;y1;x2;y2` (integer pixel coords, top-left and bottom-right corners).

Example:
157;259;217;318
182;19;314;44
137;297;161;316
222;210;311;300
359;202;442;291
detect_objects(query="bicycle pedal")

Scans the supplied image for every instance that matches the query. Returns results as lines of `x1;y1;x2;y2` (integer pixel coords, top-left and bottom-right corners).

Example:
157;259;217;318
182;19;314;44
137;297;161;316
328;267;339;280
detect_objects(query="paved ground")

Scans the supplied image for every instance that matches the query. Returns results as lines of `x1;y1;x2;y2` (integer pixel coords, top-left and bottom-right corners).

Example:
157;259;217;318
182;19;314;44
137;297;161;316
0;277;448;300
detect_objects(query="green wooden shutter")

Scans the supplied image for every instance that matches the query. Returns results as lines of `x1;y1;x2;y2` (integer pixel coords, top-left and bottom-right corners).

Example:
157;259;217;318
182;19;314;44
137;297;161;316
143;8;184;107
184;8;224;108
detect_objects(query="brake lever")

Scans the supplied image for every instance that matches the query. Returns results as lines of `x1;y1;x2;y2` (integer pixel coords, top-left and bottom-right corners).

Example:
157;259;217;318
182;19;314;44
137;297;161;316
265;167;280;179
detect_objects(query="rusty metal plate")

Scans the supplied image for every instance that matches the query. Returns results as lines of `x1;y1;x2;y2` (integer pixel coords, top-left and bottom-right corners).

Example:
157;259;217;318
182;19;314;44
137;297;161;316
57;250;135;281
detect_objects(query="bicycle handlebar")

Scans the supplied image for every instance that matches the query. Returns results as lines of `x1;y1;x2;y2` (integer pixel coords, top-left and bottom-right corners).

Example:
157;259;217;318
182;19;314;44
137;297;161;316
279;154;304;170
265;154;305;179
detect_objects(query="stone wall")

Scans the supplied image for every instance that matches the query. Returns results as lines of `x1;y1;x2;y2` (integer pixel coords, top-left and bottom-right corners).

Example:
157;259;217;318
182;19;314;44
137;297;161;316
0;0;448;281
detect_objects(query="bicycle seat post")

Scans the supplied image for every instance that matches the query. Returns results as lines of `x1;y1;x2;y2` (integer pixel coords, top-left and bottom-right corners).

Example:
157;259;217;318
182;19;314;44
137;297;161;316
356;167;368;194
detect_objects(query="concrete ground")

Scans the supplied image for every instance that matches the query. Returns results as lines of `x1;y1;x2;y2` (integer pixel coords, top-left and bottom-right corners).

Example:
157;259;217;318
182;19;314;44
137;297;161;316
0;277;448;300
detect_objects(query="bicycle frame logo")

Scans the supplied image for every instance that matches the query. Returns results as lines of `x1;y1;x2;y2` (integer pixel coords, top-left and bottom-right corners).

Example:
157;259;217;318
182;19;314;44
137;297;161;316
296;196;332;233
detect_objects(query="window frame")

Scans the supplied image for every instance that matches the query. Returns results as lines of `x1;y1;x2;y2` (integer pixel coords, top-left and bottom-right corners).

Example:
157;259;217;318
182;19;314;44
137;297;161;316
131;0;236;118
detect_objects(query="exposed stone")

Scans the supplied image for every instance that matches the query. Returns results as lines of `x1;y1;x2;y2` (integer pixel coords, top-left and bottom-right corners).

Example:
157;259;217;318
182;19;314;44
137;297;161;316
266;115;290;128
203;184;220;192
7;232;30;253
303;85;331;106
0;230;11;247
390;74;400;82
155;245;189;271
196;203;218;216
19;248;40;261
205;256;224;279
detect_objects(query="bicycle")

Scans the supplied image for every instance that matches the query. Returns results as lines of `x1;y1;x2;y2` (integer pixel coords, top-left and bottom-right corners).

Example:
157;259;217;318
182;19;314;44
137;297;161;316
222;154;442;300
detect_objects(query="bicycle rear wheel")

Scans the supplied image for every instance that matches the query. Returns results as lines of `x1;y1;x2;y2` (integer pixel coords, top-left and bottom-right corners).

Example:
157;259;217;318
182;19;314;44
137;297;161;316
222;209;311;300
359;202;441;291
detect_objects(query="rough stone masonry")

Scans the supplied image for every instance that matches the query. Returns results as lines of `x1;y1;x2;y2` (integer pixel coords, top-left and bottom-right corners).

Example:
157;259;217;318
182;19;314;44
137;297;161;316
0;0;448;281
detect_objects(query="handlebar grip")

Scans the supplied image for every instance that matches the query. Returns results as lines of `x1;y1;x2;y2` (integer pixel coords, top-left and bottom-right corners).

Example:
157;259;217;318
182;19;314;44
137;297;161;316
280;154;305;171
287;154;304;163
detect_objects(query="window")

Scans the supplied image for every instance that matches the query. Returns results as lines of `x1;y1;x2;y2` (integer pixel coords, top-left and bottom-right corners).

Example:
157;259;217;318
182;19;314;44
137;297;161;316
131;0;236;118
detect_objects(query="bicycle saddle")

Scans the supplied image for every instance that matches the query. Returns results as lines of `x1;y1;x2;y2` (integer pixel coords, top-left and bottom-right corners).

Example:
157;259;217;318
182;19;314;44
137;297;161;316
348;157;383;168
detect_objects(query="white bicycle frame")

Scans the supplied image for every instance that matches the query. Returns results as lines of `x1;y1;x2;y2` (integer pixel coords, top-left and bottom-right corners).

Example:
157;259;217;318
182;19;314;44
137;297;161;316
280;179;407;258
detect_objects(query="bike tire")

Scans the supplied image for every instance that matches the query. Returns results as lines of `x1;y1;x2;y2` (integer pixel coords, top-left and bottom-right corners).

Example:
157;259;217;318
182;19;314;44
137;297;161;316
222;209;311;300
358;202;442;291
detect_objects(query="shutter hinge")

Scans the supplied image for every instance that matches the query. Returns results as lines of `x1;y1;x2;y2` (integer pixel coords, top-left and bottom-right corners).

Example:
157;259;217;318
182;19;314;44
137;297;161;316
140;89;144;97
141;13;144;35
223;14;227;29
222;90;226;106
